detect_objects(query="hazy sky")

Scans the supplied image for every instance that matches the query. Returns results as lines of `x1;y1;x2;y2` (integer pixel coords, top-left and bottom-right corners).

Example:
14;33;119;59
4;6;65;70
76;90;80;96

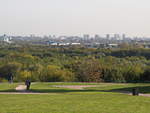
0;0;150;36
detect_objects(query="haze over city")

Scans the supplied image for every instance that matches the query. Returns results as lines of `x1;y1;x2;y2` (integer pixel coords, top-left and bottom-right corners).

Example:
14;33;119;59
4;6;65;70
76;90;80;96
1;0;150;113
0;0;150;37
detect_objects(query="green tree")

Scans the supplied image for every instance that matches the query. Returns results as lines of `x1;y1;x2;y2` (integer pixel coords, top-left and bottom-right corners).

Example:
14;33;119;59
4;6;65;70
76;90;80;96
76;59;103;82
0;62;22;83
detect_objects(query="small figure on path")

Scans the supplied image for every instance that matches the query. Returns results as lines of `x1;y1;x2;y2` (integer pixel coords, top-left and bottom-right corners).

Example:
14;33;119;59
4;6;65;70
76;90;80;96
25;80;31;90
132;87;139;96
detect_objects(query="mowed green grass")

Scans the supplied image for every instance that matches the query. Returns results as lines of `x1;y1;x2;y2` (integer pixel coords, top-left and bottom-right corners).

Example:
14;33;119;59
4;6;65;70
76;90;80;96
0;82;150;113
0;83;19;92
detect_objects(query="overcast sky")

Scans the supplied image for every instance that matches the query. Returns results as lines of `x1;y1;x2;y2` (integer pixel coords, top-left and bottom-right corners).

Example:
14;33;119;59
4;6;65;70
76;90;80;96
0;0;149;36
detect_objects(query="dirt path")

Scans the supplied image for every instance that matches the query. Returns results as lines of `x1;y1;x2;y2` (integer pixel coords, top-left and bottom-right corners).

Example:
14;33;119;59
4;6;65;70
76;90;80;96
0;85;99;94
1;84;150;97
53;85;150;97
52;85;99;89
138;94;150;97
0;84;49;94
114;91;150;97
0;92;50;94
15;85;26;91
127;92;150;97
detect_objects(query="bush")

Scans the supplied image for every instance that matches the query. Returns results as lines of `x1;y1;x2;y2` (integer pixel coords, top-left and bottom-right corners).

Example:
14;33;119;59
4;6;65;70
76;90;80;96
142;67;150;81
0;78;8;82
39;65;74;82
103;68;125;83
75;59;103;82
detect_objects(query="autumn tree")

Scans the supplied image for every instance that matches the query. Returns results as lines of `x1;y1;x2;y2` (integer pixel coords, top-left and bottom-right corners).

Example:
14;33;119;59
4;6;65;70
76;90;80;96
76;59;103;82
0;62;22;83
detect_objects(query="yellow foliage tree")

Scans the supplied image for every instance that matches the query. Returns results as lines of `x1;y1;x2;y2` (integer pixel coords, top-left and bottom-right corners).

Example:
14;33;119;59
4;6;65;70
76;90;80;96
19;70;32;81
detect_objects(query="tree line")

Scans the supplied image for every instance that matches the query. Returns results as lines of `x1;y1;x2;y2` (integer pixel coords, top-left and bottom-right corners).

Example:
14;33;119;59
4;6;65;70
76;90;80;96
0;44;150;83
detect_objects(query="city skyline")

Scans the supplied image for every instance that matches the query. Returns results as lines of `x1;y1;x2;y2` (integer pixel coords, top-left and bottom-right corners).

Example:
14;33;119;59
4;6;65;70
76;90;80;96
0;0;150;37
1;33;150;39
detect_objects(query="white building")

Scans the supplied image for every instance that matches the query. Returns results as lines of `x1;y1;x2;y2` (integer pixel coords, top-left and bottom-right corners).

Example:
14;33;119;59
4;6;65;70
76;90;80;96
0;34;12;43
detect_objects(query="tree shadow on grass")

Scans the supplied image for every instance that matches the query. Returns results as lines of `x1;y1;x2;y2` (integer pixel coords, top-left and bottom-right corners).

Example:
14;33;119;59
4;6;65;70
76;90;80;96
30;89;98;93
30;85;150;94
0;89;17;92
104;85;150;94
0;88;98;93
0;85;150;94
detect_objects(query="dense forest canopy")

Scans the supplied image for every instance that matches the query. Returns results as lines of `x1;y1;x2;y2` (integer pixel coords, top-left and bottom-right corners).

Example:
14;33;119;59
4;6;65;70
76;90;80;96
0;44;150;83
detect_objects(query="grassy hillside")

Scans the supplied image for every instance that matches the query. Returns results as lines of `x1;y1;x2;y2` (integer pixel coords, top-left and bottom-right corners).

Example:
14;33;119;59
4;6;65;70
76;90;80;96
0;83;150;113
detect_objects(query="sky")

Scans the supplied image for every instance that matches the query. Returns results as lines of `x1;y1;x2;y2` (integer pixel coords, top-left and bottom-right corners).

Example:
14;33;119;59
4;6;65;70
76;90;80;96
0;0;150;37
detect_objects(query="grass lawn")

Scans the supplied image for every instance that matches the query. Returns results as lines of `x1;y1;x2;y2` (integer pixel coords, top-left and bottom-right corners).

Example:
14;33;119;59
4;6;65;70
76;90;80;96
0;83;19;92
0;82;150;113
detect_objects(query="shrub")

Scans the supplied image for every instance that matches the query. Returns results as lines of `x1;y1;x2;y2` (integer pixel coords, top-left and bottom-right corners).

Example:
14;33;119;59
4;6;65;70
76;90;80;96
39;65;74;82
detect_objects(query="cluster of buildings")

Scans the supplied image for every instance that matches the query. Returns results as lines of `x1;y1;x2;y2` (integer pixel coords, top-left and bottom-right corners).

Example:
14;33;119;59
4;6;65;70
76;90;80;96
0;34;12;43
1;34;150;48
42;34;150;48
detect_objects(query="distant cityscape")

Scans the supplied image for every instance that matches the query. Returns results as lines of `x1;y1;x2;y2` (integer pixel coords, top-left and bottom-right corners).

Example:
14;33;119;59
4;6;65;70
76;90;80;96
0;34;150;48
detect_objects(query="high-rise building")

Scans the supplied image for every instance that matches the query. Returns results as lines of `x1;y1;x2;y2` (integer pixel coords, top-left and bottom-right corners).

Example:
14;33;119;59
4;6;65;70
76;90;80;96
122;34;126;39
30;34;35;38
114;34;120;40
106;34;110;40
83;34;90;40
95;34;100;39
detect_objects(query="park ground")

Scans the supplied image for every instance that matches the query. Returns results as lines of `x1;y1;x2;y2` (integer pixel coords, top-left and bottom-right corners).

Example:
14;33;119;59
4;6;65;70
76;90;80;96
0;82;150;113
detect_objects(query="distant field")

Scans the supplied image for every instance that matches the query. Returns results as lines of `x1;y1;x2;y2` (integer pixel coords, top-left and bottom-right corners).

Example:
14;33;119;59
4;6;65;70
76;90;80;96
0;82;150;113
